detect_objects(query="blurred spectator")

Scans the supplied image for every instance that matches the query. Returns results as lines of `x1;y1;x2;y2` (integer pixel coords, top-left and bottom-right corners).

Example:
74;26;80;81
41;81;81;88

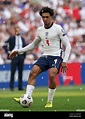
24;54;35;64
0;47;7;64
3;26;26;91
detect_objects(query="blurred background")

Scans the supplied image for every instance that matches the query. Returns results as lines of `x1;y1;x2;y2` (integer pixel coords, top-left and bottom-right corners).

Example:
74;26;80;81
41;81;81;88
0;0;85;89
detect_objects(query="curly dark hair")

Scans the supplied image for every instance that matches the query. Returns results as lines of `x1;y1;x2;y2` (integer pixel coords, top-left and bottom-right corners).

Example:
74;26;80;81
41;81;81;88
39;6;54;16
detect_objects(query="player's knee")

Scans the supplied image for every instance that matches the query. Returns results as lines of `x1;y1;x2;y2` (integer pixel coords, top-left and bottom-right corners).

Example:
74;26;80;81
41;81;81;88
29;71;38;78
49;70;57;79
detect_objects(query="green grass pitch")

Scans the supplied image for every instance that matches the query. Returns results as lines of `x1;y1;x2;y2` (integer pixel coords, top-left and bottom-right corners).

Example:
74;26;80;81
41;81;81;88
0;85;85;112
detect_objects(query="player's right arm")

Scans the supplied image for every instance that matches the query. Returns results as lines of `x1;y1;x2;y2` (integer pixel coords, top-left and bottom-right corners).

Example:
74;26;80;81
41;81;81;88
18;37;41;54
9;31;41;59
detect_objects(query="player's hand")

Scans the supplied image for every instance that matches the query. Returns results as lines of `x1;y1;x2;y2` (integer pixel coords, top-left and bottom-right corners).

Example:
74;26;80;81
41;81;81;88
9;50;19;59
61;62;68;73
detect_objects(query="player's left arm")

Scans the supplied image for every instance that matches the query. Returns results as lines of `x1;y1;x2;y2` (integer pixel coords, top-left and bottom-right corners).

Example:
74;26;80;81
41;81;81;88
59;27;71;73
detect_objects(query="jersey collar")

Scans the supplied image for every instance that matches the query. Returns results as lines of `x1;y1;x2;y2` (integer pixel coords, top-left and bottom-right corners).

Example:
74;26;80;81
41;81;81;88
44;22;53;29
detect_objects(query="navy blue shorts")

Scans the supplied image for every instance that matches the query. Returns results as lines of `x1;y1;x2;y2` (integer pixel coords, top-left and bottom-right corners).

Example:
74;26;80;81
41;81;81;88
34;55;63;73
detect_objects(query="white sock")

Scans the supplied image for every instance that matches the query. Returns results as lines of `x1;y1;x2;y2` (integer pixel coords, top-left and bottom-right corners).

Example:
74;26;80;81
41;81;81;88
47;88;56;103
26;85;35;96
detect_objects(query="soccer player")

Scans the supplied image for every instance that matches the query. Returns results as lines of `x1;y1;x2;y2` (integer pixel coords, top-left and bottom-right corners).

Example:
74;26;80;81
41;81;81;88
9;6;71;107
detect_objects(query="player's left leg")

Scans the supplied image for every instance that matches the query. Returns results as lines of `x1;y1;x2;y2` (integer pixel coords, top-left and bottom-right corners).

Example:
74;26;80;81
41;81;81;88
45;68;58;108
45;56;63;107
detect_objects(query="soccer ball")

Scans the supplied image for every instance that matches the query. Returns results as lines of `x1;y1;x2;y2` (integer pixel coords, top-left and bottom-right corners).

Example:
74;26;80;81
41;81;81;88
20;94;33;108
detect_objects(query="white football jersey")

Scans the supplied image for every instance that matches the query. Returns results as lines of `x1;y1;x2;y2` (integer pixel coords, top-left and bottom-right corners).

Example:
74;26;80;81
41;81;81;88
18;23;71;62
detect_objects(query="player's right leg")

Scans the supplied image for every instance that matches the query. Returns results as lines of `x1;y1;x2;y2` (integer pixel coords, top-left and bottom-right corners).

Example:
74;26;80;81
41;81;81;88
14;97;20;103
14;65;43;104
25;65;43;95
